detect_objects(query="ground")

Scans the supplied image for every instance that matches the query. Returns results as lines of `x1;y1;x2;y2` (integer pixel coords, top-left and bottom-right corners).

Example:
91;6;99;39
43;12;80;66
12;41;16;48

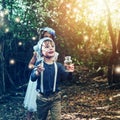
0;68;120;120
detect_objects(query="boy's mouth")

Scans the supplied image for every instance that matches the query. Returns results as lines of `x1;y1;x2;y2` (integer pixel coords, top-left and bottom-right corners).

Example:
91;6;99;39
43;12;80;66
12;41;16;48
48;51;54;54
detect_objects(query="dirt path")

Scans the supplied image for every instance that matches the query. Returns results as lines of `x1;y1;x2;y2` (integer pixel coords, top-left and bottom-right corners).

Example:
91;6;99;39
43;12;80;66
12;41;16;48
0;73;120;120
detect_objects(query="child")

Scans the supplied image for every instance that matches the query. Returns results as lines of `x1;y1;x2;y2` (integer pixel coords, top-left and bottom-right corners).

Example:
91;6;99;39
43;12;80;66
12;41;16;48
30;37;74;120
24;27;58;120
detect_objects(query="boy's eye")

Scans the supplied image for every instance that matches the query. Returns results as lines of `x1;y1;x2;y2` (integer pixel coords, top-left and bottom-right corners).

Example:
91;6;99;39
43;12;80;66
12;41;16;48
44;45;55;48
45;45;49;48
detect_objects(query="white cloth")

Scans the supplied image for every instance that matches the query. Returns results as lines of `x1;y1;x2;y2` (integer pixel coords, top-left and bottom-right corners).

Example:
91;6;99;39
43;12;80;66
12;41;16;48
23;77;37;112
23;49;43;112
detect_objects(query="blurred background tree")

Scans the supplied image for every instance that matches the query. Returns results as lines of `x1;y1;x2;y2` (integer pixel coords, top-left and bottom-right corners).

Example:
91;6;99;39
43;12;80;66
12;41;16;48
0;0;120;94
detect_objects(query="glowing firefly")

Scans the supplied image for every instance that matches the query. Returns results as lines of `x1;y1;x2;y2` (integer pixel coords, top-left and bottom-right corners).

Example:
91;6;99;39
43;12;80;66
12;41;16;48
32;36;36;41
18;41;22;46
9;59;15;65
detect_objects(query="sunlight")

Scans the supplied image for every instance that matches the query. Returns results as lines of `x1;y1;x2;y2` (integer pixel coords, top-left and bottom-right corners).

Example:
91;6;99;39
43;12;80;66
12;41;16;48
66;4;71;9
91;0;120;19
73;8;79;13
84;35;89;42
67;0;120;29
91;0;106;14
86;0;120;26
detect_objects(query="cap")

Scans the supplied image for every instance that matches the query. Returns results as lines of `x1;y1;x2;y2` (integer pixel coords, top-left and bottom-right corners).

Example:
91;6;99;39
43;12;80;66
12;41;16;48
33;37;54;56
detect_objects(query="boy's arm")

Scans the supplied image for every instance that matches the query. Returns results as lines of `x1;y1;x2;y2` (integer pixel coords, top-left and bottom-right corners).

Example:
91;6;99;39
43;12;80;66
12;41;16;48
30;68;39;81
30;61;44;81
67;72;73;80
59;63;74;80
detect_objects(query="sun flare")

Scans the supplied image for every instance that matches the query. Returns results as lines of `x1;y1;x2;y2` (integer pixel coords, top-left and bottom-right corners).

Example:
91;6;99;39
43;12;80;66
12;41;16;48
65;0;120;29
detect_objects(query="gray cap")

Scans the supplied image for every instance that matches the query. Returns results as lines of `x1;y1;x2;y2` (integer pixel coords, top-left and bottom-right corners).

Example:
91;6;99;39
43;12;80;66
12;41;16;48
33;37;54;57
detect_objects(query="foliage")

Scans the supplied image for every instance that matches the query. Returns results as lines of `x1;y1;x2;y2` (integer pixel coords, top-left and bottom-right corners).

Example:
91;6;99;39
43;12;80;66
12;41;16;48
0;0;52;92
0;0;120;93
43;0;116;67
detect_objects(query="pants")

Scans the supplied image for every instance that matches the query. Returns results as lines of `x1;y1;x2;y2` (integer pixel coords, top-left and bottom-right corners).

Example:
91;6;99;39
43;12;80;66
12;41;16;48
36;92;61;120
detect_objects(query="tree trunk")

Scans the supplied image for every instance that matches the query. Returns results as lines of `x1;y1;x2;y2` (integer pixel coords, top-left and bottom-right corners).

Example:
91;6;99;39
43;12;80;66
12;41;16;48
104;0;118;88
0;40;5;95
117;31;120;52
104;0;117;65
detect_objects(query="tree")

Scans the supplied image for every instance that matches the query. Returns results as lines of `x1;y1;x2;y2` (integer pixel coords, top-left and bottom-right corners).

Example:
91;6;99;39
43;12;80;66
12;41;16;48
0;0;50;94
103;0;120;87
0;0;119;94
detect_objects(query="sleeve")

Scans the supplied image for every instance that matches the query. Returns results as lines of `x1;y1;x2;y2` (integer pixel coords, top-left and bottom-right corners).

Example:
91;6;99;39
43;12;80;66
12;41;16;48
30;69;39;82
58;63;73;81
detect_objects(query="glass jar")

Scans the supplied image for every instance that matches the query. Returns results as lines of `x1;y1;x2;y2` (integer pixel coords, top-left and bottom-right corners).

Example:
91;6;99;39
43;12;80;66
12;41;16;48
64;56;72;65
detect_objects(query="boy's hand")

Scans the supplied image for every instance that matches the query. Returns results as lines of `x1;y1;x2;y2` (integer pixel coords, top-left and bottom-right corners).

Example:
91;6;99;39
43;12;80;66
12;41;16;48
65;64;74;72
35;63;45;75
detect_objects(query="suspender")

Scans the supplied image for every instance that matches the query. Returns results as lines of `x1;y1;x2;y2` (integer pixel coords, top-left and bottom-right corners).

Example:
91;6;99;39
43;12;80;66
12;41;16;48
53;62;57;92
40;61;57;93
40;59;44;93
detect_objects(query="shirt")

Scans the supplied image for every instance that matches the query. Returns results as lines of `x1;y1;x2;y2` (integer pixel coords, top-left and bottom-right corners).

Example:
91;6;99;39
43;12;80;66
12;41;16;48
30;61;72;96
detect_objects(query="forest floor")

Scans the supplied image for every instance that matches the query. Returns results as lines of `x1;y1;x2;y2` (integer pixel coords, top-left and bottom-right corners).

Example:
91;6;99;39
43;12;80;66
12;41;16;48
0;67;120;120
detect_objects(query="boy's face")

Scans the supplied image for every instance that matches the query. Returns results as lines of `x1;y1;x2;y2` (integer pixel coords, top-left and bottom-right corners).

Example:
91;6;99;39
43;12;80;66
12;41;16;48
41;40;55;58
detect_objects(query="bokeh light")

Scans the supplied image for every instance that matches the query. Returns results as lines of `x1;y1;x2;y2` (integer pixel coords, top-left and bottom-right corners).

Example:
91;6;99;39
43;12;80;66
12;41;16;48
0;11;4;17
4;9;9;15
32;36;36;41
15;17;20;23
18;41;23;46
9;59;15;65
64;0;120;29
28;64;33;69
115;66;120;74
84;35;89;42
5;28;9;33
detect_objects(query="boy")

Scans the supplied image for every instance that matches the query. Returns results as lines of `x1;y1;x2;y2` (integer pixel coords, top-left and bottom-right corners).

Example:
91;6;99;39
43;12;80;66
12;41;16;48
30;37;74;120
